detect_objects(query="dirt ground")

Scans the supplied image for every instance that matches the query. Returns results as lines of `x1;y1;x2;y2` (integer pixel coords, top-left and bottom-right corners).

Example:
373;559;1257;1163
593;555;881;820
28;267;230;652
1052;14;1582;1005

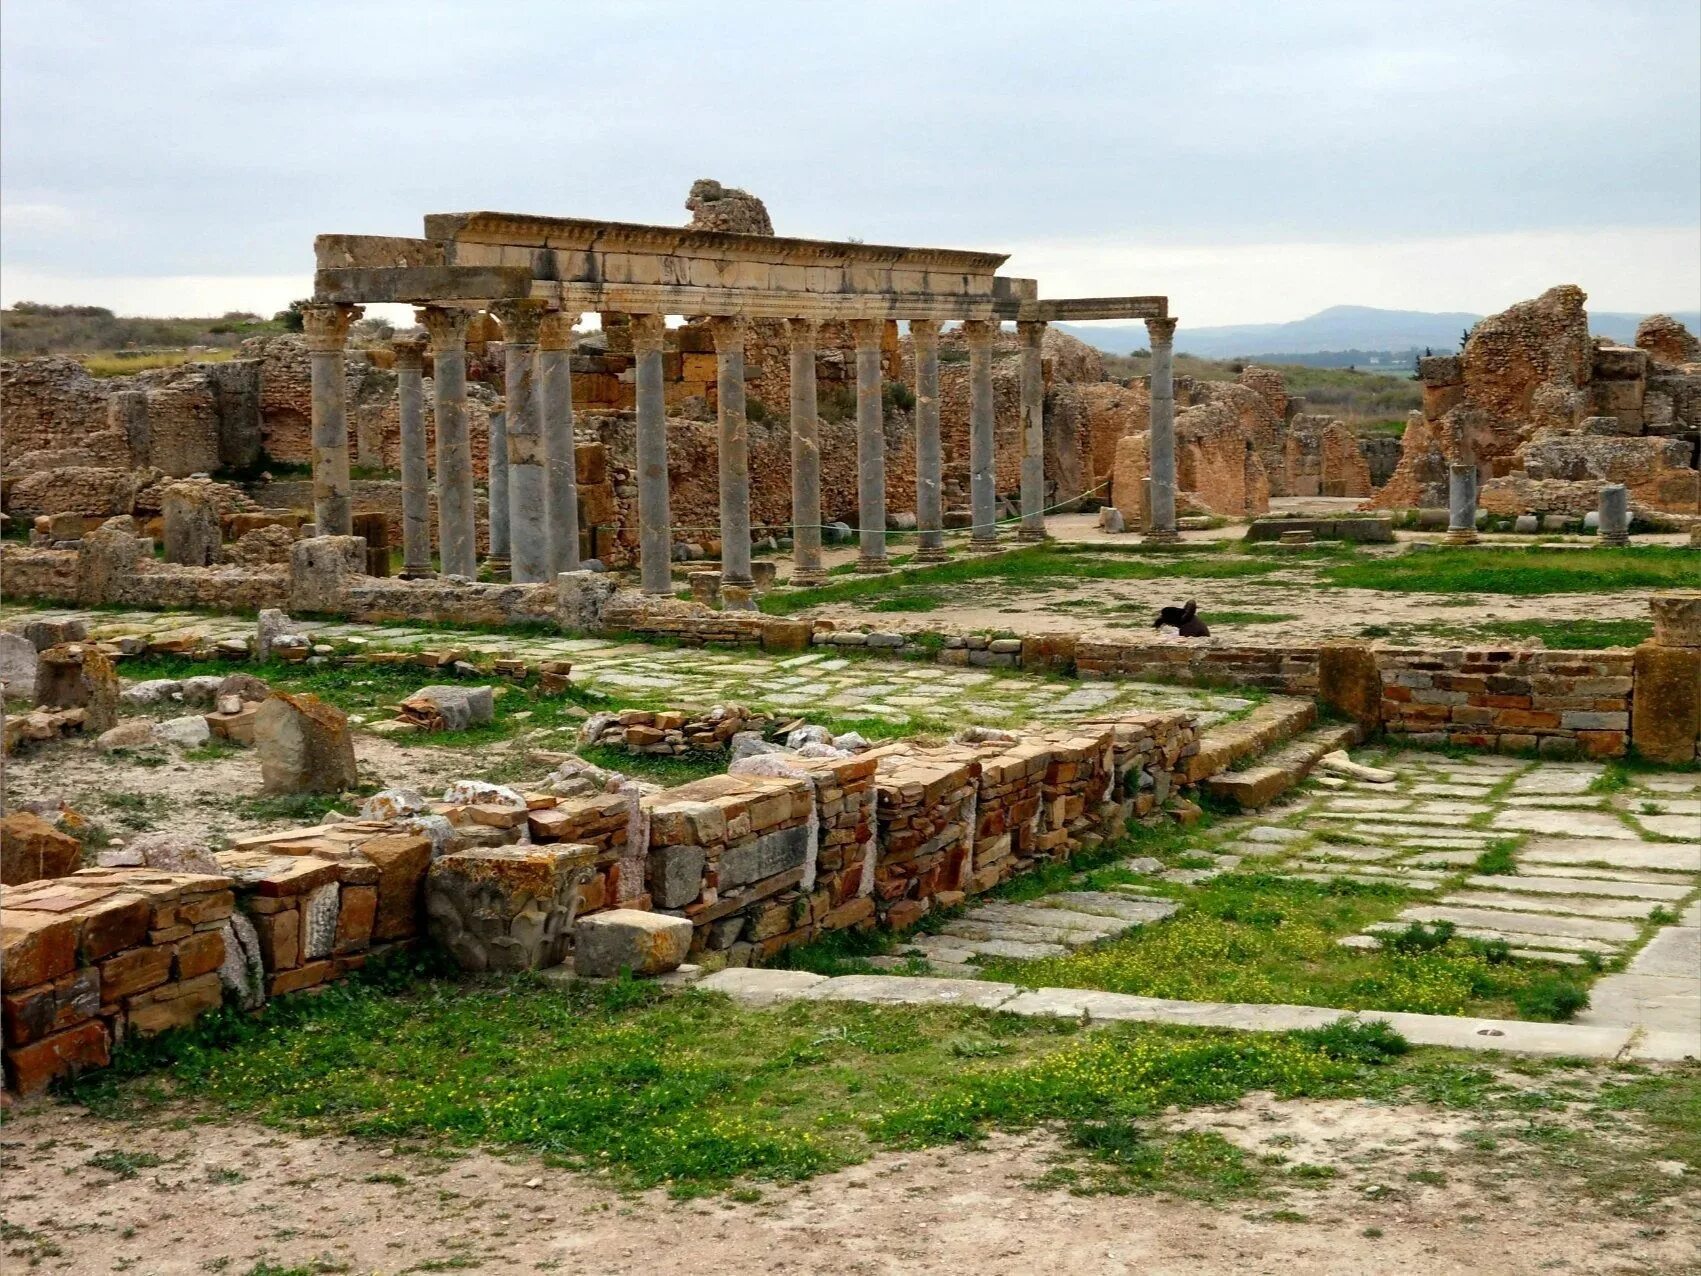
2;1095;1695;1276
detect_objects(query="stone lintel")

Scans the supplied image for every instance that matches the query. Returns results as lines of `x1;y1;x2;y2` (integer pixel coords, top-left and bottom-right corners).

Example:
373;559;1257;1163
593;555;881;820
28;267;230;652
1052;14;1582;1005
314;233;447;271
315;265;535;304
540;281;1004;322
421;210;1009;274
992;296;1170;322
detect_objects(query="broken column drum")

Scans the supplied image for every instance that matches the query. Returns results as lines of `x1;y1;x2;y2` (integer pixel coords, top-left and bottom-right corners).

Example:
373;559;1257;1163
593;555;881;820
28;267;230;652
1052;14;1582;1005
1598;484;1630;547
1447;463;1479;545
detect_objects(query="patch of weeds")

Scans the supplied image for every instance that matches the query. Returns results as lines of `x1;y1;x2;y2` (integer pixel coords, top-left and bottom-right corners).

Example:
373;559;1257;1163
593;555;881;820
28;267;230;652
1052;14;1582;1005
868;591;945;614
205;1166;247;1185
183;738;244;763
1472;839;1519;876
99;791;172;832
85;1148;166;1179
233;792;360;824
1405;1167;1447;1186
1510;974;1589;1022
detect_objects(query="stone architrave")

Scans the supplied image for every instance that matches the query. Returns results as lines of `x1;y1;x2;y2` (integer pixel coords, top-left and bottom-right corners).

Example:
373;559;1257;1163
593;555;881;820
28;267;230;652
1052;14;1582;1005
1144;316;1178;542
492;299;549;584
1017;319;1048;541
391;335;433;578
850;318;889;572
486;406;511;578
1598;484;1630;548
418;306;477;578
710;316;754;588
1446;464;1479;545
629;314;673;595
254;691;358;795
161;482;221;566
963;319;1000;550
301;302;362;536
910;320;947;562
787;318;827;585
538;311;581;577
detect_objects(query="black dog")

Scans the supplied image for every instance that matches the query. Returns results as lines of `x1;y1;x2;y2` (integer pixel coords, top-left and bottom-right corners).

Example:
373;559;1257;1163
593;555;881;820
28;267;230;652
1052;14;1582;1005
1154;600;1210;637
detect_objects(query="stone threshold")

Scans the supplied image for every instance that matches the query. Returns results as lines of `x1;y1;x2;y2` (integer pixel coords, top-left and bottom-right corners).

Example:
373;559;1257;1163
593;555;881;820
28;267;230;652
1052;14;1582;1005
694;968;1695;1062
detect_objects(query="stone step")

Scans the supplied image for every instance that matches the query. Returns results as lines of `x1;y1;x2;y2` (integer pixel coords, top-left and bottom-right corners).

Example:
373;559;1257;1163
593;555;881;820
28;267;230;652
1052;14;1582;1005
1182;696;1319;784
1201;722;1364;812
961;904;1127;937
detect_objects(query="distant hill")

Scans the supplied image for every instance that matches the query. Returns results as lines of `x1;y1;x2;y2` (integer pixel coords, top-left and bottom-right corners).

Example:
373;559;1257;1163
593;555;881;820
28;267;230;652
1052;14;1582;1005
1058;305;1701;361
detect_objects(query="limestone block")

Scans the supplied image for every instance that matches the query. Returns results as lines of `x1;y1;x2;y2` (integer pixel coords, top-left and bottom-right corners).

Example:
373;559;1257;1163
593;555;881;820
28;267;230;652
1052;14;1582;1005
0;633;39;701
572;909;693;978
1;967;100;1047
33;643;118;733
649;844;707;909
357;833;433;941
256;609;293;661
21;618;87;651
153;715;211;749
121;678;182;708
179;675;225;708
125;831;221;875
1112;433;1150;530
1631;642;1701;764
398;685;494;731
254;691;358;795
0;812;82;886
3;1018;109;1095
1650;592;1701;649
96;721;157;753
161;481;222;566
288;536;368;613
301;881;341;961
217;912;267;1010
557;570;619;633
1320;643;1383;731
426;844;597;971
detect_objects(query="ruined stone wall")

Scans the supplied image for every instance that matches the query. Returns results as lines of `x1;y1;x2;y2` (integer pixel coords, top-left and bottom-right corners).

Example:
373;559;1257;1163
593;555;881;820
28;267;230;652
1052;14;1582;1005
1174;402;1270;517
0;358;116;464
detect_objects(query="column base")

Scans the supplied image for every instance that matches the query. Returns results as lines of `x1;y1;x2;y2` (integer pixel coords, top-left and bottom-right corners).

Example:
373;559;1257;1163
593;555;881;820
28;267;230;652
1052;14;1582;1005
1445;529;1480;546
1598;533;1630;548
790;569;829;588
1016;526;1048;543
913;545;950;563
967;537;1002;553
720;573;755;589
855;556;891;574
1142;530;1180;545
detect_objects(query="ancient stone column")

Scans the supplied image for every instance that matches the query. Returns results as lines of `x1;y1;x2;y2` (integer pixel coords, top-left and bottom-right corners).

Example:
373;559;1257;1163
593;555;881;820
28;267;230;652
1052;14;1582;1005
418;306;477;579
1446;463;1479;545
1017;319;1048;542
539;310;581;576
850;318;889;572
492;299;548;584
630;314;673;595
911;320;947;563
787;318;827;585
1144;316;1179;543
486;405;510;578
964;319;1000;551
710;316;754;588
301;302;362;536
392;335;433;578
1598;484;1630;547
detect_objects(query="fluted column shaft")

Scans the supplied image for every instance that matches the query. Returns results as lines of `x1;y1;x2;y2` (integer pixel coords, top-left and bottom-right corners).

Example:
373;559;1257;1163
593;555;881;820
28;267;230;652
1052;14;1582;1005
851;318;888;572
911;321;946;562
302;302;361;536
1017;320;1048;541
418;306;476;578
492;300;548;583
964;319;999;549
788;319;826;585
539;311;581;575
710;316;753;587
630;314;673;595
1145;316;1179;542
392;336;432;576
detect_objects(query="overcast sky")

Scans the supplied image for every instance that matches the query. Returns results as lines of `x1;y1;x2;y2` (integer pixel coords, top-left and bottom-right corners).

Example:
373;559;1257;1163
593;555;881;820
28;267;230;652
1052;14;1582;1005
2;0;1697;327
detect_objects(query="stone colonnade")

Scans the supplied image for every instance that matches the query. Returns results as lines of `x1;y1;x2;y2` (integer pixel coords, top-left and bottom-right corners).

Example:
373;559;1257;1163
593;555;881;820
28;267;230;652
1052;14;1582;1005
303;302;1183;592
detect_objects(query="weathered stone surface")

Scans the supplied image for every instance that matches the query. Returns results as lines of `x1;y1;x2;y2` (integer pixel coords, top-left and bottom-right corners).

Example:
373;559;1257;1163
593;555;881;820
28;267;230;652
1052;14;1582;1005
718;823;810;889
161;480;223;566
301;881;340;960
125;830;221;875
398;684;494;731
217;911;267;1010
1651;592;1701;649
96;720;156;752
254;691;357;795
572;908;693;978
426;844;597;971
1632;642;1701;764
649;844;706;909
356;833;433;941
34;643;118;733
256;608;293;661
0;812;82;885
4;1017;109;1094
153;714;211;749
0;633;39;701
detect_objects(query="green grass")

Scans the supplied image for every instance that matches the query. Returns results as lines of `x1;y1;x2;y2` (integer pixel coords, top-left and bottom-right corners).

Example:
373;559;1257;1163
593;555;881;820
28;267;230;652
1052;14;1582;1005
762;544;1286;615
1325;546;1700;596
978;873;1590;1020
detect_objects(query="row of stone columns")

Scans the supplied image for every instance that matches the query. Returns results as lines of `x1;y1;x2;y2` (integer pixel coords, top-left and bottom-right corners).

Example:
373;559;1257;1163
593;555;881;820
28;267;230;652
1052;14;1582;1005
303;301;1180;593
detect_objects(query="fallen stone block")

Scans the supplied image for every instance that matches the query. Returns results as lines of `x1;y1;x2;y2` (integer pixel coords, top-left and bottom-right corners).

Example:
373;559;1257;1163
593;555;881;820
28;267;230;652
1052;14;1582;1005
153;714;211;750
573;909;694;978
398;684;495;731
34;643;118;733
426;844;598;971
255;692;358;795
0;633;40;701
0;811;82;886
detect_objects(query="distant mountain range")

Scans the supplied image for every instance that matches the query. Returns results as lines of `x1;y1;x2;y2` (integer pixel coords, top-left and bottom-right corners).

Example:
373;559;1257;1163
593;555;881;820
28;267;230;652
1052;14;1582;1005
1057;305;1701;362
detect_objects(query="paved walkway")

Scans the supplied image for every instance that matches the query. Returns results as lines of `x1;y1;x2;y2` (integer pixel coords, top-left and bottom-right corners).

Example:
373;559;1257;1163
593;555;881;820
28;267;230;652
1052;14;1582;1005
0;605;1247;732
888;892;1178;973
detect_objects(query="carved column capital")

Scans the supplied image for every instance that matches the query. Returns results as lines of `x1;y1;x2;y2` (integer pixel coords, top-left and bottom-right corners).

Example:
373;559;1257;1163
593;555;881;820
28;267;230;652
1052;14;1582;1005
849;317;885;350
538;310;580;352
390;334;427;370
909;319;941;349
490;298;547;347
301;302;362;353
416;305;471;350
1145;316;1178;348
707;315;748;349
1017;319;1047;348
627;313;668;354
961;318;997;350
786;316;819;346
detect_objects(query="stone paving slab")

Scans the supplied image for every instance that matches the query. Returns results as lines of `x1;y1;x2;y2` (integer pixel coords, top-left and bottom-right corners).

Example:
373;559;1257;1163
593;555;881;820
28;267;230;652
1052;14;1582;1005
800;974;1020;1009
1522;839;1701;873
1464;873;1692;901
1394;905;1641;944
1442;890;1663;921
1042;892;1180;924
1626;924;1700;978
1491;809;1639;839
